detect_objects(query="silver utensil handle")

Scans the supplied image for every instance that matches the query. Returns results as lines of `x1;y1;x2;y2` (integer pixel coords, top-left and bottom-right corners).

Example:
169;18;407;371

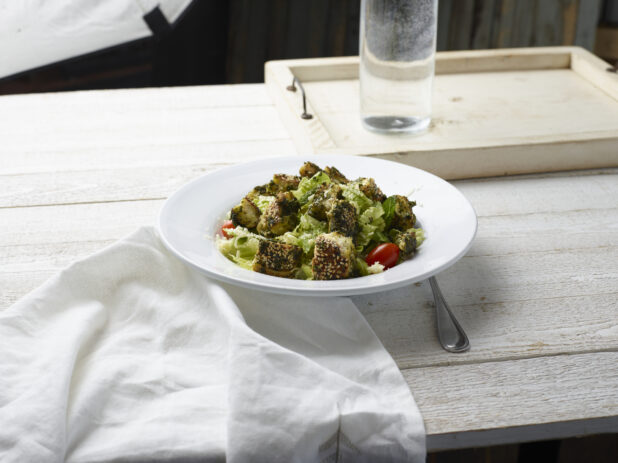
429;276;470;353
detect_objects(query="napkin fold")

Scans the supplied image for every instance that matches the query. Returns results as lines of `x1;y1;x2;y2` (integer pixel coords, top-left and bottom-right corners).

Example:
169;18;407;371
0;227;425;462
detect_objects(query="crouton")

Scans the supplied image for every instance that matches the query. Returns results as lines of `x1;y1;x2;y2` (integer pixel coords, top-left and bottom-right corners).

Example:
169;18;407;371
312;232;355;280
390;195;416;230
391;229;417;257
272;173;301;191
257;191;300;237
253;240;302;278
327;200;357;237
299;161;321;178
324;166;349;184
246;183;276;201
308;183;343;220
230;197;261;229
357;177;386;202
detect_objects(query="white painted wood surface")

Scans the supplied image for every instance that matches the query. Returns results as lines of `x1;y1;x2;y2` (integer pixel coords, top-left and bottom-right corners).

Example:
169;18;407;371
1;82;617;451
265;47;618;179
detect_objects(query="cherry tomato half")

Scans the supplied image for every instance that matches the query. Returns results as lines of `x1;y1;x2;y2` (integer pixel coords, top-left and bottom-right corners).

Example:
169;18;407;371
365;243;400;269
220;220;235;238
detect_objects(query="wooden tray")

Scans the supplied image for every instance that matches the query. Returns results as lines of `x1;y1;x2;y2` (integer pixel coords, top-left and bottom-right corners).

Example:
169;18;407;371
265;47;618;179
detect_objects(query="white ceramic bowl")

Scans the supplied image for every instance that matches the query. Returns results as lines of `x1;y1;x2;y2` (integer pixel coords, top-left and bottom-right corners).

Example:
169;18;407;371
158;155;477;296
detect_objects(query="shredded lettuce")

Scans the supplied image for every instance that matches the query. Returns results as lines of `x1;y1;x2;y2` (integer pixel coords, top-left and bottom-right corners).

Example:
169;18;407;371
216;227;262;270
280;212;328;254
292;171;331;204
254;195;275;213
295;264;314;280
356;204;386;251
341;182;373;214
381;196;396;228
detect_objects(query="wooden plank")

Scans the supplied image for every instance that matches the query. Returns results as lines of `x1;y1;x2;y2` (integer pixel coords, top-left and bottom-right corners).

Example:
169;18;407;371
343;0;361;55
436;0;453;51
240;0;272;82
371;138;618;180
0;83;273;111
433;47;571;73
284;0;312;58
447;0;475;50
533;0;567;46
0;105;289;155
0;165;215;208
2;167;614;245
0;86;291;166
274;48;572;83
411;352;618;450
570;46;618;100
308;0;332;57
511;0;536;47
470;0;497;50
0;139;295;176
490;0;512;48
4;161;613;210
225;0;251;83
604;0;618;23
455;169;618;216
4;170;616;246
562;0;578;45
595;26;618;61
574;0;604;50
0;200;161;252
325;0;348;56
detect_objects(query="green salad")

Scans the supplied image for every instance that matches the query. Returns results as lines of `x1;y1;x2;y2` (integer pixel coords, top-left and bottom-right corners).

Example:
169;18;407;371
216;162;423;280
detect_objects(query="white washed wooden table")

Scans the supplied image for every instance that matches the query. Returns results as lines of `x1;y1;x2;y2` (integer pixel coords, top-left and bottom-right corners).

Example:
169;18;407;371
1;84;617;452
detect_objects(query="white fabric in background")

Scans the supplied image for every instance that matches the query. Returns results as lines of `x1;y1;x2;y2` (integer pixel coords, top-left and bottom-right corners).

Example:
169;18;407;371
0;0;193;79
0;227;425;462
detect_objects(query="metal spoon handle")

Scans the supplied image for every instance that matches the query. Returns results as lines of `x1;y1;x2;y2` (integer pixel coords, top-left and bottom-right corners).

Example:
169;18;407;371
429;276;470;353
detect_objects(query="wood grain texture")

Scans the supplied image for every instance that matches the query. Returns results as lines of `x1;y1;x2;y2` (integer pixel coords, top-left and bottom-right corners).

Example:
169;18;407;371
571;46;618;100
471;0;497;50
491;0;513;48
2;172;616;369
1;139;294;176
413;352;618;449
595;26;618;61
436;0;453;51
265;48;618;179
574;0;604;50
1;80;617;450
534;0;566;46
448;0;475;50
511;0;536;46
437;0;602;51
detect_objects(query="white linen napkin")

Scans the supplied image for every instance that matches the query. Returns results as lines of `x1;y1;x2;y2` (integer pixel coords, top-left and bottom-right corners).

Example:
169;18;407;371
0;227;425;462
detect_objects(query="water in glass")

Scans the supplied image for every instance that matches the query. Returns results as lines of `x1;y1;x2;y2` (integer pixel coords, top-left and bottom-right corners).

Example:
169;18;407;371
359;0;438;134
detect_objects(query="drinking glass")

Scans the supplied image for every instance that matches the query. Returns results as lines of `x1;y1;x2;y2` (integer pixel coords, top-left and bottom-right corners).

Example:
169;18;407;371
359;0;438;134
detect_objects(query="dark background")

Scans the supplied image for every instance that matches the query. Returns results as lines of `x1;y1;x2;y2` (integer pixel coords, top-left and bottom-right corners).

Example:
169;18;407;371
1;0;617;96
